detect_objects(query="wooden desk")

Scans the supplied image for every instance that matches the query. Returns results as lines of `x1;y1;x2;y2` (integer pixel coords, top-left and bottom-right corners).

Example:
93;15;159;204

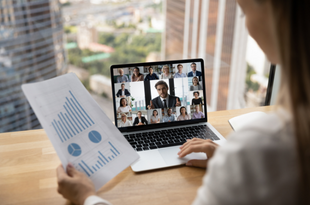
0;106;273;205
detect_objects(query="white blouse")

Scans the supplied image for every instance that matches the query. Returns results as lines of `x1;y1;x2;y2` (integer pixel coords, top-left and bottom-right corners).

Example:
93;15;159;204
150;115;160;123
84;109;299;205
160;73;173;79
118;120;132;127
117;106;131;113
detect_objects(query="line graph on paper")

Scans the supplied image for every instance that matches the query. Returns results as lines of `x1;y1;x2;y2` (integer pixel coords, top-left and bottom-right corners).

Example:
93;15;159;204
34;86;95;143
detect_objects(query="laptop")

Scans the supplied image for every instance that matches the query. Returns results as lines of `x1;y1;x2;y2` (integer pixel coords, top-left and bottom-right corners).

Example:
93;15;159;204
111;58;226;172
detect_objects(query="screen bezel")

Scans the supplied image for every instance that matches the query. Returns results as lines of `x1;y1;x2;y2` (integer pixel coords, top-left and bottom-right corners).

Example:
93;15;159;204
110;58;208;132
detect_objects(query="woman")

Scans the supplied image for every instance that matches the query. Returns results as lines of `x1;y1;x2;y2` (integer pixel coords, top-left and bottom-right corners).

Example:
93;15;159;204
57;0;310;204
118;113;132;127
117;98;131;113
150;110;160;124
189;77;202;91
131;67;144;82
160;65;173;79
191;91;202;105
177;106;191;121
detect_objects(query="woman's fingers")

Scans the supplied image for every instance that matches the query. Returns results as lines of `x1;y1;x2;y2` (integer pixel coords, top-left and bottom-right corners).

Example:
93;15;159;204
178;138;218;158
56;164;68;183
179;138;209;151
178;144;206;158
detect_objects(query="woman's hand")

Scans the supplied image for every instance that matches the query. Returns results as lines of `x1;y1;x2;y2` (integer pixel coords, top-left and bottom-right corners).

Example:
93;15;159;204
178;138;219;168
57;163;96;205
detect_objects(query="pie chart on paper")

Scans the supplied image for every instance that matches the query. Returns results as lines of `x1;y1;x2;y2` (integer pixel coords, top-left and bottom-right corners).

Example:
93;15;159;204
68;143;82;157
88;130;102;143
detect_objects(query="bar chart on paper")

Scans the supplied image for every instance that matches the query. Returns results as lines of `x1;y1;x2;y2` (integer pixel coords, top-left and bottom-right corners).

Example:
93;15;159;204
36;88;96;143
75;141;121;177
22;73;140;191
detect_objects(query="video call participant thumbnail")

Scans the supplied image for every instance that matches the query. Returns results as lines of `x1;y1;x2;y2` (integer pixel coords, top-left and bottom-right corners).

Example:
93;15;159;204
144;66;159;81
160;65;173;79
187;62;202;77
162;108;175;122
190;76;202;91
117;98;131;113
133;111;148;126
192;105;205;119
116;83;131;97
177;106;191;121
191;91;203;105
118;113;132;127
117;69;129;83
174;64;187;78
131;67;144;82
150;110;160;124
147;80;181;109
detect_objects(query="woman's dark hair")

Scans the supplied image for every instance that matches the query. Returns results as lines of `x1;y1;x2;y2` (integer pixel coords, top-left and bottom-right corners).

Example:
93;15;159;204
134;67;142;76
193;91;199;96
192;76;200;85
180;106;187;115
152;110;158;116
119;98;127;107
269;1;310;203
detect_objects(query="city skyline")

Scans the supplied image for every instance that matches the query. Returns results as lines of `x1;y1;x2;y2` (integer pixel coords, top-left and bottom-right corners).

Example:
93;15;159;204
0;0;66;132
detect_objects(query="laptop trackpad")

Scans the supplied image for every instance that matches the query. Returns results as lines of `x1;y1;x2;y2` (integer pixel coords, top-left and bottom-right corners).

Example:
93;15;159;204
159;146;207;166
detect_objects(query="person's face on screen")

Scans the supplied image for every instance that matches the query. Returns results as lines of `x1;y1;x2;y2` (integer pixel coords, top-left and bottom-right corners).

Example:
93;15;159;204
163;67;169;74
119;69;124;76
195;106;199;112
180;108;186;115
121;115;126;122
193;77;198;85
168;109;172;116
156;84;168;98
133;68;139;76
137;112;142;118
191;64;197;72
121;84;125;90
177;65;183;73
121;99;126;107
149;67;153;74
154;111;157;116
194;93;199;98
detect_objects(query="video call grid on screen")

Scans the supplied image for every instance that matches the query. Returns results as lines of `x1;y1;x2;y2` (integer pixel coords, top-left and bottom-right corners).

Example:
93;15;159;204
110;59;208;130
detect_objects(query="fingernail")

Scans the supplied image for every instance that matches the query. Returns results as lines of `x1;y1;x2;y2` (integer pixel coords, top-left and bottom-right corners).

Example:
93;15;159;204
68;163;74;168
186;162;192;166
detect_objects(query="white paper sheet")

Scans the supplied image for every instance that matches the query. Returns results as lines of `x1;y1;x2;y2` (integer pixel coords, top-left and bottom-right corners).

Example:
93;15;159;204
228;111;267;132
22;73;139;190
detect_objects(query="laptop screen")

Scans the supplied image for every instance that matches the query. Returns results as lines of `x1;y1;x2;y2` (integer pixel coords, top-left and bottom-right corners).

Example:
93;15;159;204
111;59;207;131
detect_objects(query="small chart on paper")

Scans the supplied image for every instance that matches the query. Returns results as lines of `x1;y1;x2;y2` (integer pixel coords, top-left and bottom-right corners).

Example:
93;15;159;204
73;140;121;177
22;73;139;190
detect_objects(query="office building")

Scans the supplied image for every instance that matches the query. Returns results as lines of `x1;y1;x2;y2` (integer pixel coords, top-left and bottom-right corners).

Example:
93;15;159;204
163;0;248;111
0;0;66;132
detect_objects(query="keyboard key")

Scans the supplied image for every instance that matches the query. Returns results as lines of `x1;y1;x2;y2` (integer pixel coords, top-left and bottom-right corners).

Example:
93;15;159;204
157;141;184;148
149;145;157;149
143;147;150;150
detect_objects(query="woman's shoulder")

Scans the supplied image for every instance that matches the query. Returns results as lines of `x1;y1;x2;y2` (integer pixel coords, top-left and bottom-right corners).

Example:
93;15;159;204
225;110;295;153
199;110;299;205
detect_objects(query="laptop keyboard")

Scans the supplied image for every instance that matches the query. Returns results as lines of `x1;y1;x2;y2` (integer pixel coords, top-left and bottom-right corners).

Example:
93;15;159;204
124;125;220;152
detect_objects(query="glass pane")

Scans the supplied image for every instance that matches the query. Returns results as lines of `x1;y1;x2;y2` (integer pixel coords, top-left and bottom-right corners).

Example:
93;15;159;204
0;0;271;132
